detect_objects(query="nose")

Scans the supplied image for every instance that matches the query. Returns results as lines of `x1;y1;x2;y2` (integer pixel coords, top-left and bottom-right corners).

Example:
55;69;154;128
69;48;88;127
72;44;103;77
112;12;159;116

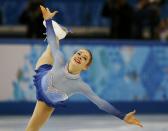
78;57;81;60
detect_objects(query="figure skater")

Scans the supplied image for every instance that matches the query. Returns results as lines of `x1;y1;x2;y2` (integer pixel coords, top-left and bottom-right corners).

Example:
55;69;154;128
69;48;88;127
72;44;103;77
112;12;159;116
25;5;143;131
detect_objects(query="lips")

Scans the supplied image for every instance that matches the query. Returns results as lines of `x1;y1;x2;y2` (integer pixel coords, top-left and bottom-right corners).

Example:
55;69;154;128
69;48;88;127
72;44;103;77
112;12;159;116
74;58;81;64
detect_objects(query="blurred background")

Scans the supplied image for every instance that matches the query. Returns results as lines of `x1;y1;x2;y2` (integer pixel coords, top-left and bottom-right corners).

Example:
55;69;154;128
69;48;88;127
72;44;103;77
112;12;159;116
0;0;168;131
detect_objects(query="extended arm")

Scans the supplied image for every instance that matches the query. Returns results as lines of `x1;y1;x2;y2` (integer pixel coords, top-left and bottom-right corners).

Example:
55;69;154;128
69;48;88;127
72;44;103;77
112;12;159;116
40;5;64;67
40;5;59;54
79;83;143;127
80;83;125;119
46;19;59;54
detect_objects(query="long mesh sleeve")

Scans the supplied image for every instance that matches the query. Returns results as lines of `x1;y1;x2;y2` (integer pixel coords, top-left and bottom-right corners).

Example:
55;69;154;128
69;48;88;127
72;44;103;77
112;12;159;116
79;83;126;120
46;19;64;68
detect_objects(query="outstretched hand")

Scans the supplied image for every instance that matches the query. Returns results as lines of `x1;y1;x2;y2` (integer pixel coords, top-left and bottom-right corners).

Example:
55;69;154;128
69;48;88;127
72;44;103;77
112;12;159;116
40;5;58;20
124;110;143;127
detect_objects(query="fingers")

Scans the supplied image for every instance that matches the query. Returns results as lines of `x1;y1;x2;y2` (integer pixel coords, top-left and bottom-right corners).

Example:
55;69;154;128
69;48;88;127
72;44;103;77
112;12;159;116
134;117;140;123
40;5;57;17
40;5;46;13
134;121;143;128
46;8;58;18
51;11;58;17
40;5;47;19
125;110;143;128
132;117;143;128
126;118;143;128
138;123;143;128
133;109;136;114
126;110;136;117
46;8;50;13
131;110;136;115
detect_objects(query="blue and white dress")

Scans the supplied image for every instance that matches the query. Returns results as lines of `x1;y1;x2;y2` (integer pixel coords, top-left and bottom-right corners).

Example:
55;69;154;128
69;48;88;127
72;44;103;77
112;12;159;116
33;19;125;120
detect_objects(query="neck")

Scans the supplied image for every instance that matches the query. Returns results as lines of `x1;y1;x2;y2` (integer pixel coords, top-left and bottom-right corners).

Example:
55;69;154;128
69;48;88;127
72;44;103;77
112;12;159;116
67;63;81;75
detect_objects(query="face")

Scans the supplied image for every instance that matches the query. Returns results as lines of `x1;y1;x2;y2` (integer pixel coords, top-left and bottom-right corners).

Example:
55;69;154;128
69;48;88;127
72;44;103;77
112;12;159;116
69;49;91;71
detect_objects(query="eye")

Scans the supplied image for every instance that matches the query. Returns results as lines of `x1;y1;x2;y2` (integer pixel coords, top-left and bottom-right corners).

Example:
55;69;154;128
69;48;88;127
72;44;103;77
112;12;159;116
77;52;81;55
83;57;87;61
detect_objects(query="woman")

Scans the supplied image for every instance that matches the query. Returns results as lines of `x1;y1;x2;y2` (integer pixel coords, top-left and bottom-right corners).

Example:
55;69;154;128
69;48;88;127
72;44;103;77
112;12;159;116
26;5;143;131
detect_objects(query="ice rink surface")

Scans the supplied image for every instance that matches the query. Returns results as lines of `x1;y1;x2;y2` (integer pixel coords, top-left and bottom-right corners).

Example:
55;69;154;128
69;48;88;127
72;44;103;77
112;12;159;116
0;115;167;131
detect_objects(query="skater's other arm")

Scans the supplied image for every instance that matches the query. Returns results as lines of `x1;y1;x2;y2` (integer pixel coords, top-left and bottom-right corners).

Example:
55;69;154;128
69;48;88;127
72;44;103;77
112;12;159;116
79;83;143;127
79;83;125;119
40;5;64;67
